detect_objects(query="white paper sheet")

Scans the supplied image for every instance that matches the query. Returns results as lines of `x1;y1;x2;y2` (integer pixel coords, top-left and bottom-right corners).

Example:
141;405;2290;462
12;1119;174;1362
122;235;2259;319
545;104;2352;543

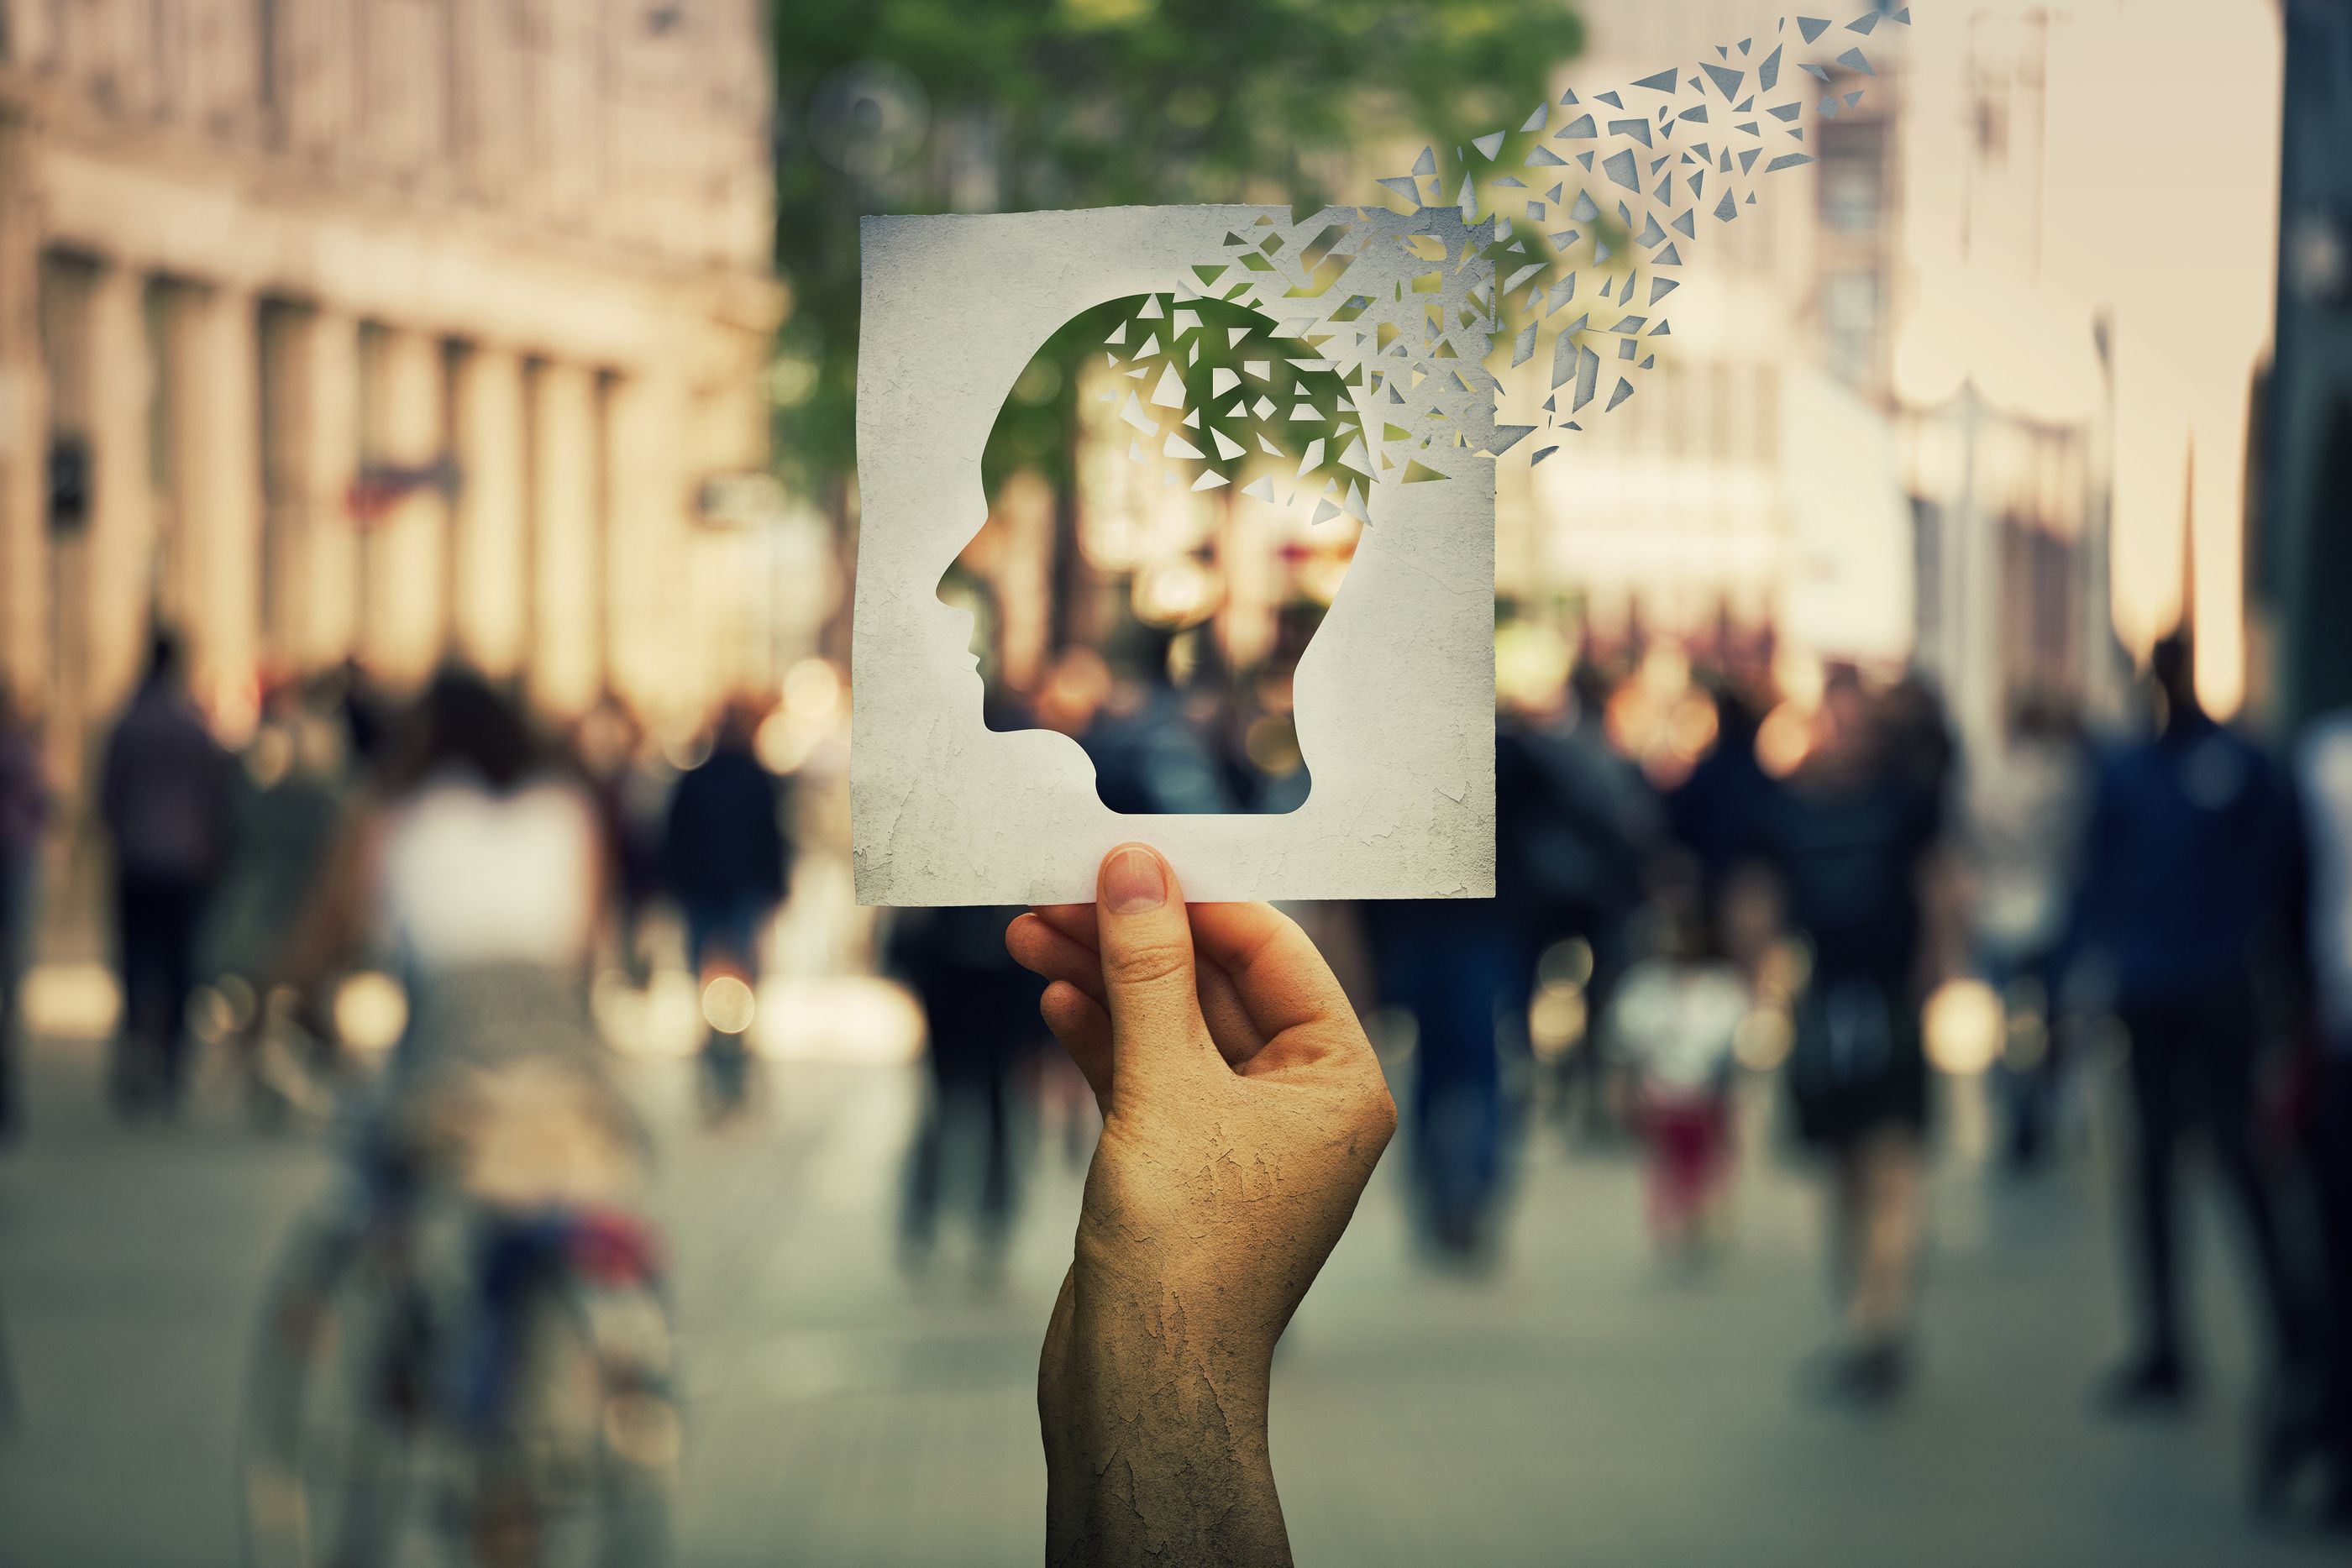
852;206;1494;906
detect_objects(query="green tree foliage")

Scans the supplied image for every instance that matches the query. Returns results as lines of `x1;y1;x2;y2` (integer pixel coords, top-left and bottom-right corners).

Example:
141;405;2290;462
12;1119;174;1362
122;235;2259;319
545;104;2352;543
772;0;1587;509
983;291;1362;504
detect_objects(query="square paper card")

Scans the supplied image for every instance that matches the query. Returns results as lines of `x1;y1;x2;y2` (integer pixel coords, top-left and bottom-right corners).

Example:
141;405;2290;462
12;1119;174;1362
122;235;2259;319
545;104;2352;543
852;205;1496;906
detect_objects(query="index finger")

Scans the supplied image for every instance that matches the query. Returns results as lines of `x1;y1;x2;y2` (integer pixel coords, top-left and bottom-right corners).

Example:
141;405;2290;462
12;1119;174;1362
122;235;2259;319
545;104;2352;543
1187;901;1362;1050
1030;902;1100;952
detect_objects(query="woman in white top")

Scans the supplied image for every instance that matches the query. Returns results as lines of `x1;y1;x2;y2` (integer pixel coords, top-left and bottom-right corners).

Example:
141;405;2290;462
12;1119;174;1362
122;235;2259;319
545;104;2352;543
276;668;637;1206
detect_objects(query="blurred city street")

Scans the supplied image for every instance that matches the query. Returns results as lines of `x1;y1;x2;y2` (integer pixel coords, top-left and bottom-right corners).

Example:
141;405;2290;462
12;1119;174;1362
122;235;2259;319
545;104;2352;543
6;3;2352;1563
3;1023;2339;1568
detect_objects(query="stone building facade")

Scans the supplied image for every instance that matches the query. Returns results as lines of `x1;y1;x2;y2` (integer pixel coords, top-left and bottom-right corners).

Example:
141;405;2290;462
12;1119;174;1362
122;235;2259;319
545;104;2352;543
0;0;781;771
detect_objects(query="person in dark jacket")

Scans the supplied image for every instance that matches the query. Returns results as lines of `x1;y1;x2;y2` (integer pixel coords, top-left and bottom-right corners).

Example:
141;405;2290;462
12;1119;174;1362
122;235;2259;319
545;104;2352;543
663;700;790;968
1079;630;1236;817
2290;706;2352;1529
99;631;234;1115
662;700;790;1105
0;682;52;1141
889;905;1043;1282
1499;675;1658;1131
2069;634;2307;1415
1746;666;1955;1404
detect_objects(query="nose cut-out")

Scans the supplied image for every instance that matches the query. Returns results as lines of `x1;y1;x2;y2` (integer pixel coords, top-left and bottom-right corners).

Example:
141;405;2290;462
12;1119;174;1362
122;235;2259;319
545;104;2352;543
933;579;984;663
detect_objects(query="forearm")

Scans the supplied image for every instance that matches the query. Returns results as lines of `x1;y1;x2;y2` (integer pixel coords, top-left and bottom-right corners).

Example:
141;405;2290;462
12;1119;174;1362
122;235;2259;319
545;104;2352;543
1041;1271;1291;1568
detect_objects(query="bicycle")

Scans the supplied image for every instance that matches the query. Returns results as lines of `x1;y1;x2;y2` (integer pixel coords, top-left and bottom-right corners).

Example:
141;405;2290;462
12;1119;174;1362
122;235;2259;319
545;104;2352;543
240;1059;678;1567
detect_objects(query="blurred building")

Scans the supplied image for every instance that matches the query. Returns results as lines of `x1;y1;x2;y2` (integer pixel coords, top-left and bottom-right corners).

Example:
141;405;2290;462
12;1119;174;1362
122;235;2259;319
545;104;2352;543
2268;0;2352;732
1506;0;1919;677
1515;0;2284;769
0;0;783;779
1893;0;2283;747
1890;1;2119;756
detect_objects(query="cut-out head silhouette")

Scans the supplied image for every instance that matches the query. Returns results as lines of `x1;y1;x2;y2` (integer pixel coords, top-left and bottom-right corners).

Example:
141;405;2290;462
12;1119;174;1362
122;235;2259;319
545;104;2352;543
942;291;1369;815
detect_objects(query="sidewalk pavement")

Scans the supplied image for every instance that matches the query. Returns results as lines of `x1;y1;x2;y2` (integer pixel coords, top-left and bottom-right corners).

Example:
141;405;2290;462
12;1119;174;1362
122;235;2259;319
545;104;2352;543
2;1031;2342;1567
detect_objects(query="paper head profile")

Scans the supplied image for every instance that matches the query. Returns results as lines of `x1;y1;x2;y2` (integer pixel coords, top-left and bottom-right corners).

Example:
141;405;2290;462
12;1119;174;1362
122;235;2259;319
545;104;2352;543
940;289;1370;814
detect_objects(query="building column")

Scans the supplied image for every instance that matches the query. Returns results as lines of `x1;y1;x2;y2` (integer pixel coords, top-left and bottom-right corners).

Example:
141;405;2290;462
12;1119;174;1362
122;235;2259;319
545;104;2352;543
361;326;449;685
528;359;601;716
83;261;154;721
679;373;774;715
600;370;686;714
258;306;362;674
281;309;362;671
449;345;528;679
165;281;263;721
0;112;48;702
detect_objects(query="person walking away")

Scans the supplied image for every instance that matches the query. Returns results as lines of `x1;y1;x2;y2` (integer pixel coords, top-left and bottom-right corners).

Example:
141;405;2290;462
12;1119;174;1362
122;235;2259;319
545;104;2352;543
274;667;627;1136
0;684;52;1143
1362;885;1517;1261
99;632;234;1115
888;905;1043;1284
1079;629;1236;815
1499;671;1659;1132
1968;695;2091;1168
570;690;657;982
2068;635;2308;1419
661;699;790;1105
201;677;350;1112
1667;679;1774;910
257;669;664;1555
2290;705;2352;1530
1603;862;1749;1259
1746;666;1955;1404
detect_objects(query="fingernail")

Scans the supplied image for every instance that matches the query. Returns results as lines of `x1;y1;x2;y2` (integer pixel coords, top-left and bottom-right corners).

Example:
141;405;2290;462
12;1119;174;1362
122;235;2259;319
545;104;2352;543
1102;847;1167;915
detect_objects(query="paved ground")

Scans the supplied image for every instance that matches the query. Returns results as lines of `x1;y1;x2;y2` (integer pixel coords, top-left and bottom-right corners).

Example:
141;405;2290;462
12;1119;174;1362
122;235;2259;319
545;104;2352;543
2;1028;2343;1568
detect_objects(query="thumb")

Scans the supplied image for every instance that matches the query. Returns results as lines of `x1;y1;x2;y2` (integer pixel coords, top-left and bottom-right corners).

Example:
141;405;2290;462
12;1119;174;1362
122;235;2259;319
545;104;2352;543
1095;844;1216;1098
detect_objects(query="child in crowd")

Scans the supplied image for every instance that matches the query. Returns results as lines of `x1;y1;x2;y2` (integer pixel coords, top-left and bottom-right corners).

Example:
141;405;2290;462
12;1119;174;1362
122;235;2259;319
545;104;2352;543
1605;867;1751;1256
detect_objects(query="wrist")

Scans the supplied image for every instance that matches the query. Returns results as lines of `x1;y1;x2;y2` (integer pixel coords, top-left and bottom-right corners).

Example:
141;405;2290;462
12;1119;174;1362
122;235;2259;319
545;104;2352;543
1043;1272;1285;1567
1063;1266;1275;1432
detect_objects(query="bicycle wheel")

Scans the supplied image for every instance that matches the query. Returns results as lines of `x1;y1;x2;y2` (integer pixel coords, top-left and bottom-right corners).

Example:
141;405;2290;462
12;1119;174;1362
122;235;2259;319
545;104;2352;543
240;1220;427;1568
470;1277;676;1568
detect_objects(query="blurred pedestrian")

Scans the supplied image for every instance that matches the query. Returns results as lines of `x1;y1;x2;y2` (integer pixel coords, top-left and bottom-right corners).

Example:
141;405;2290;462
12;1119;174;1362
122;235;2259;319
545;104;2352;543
662;698;791;1110
1080;629;1236;815
1499;671;1658;1131
2291;705;2352;1529
1604;861;1748;1257
330;655;392;778
2070;635;2307;1416
1969;694;2091;1168
99;630;234;1116
250;668;660;1558
1747;667;1953;1403
571;690;656;982
1667;677;1774;915
268;665;631;1130
889;905;1043;1283
0;683;51;1143
200;678;350;1113
1363;888;1516;1261
1882;670;1962;809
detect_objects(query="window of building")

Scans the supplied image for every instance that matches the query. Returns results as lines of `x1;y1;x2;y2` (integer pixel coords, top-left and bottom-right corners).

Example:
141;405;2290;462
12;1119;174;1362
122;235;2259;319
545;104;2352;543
1822;270;1882;385
1816;123;1885;235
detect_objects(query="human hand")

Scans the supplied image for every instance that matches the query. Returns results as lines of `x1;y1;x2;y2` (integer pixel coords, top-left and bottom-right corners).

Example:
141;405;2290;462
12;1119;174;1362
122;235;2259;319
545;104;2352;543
1006;843;1395;1566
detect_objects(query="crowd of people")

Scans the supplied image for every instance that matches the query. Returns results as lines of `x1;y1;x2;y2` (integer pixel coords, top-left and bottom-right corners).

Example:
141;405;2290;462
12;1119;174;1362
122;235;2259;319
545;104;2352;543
0;616;2349;1535
0;634;809;1127
1006;618;2352;1526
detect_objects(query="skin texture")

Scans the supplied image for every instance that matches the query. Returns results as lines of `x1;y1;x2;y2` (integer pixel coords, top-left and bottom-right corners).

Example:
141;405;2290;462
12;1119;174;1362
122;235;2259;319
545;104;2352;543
1006;844;1397;1567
